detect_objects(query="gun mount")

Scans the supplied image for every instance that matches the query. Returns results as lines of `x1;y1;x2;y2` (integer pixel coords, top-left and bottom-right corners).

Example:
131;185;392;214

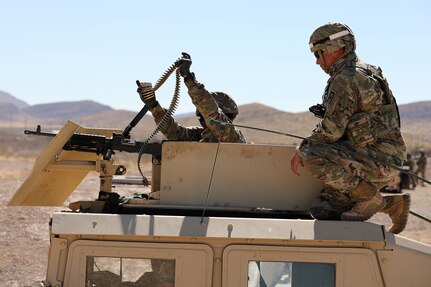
9;121;161;206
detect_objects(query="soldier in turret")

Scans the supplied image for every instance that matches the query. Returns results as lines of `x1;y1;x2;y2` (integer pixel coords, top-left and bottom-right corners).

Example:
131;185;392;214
137;53;246;143
291;22;410;234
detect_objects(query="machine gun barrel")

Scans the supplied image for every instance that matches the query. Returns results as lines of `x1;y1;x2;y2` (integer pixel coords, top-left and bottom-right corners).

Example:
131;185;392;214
24;125;56;137
24;126;161;160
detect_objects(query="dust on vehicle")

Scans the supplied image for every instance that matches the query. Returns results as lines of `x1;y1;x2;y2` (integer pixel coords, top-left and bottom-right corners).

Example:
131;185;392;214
9;119;431;287
9;58;431;287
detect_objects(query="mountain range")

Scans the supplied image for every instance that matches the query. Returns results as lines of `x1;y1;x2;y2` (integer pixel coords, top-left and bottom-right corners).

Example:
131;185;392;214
0;90;430;152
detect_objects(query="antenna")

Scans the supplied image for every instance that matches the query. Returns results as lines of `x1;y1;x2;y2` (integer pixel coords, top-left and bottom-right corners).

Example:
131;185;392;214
200;142;221;224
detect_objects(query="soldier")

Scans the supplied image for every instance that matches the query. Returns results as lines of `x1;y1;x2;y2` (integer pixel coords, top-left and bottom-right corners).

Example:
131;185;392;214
137;53;246;143
416;150;427;187
405;153;416;188
290;22;410;234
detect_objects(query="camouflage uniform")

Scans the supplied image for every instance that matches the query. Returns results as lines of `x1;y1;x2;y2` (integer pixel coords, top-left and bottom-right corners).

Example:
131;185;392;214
403;153;416;188
299;23;407;222
416;151;427;186
149;76;246;143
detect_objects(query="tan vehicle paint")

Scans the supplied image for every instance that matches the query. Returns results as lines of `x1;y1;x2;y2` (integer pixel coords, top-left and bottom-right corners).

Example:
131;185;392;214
10;121;431;287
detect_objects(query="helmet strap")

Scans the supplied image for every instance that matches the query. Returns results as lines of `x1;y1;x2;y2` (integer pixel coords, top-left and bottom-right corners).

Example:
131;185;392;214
318;50;331;73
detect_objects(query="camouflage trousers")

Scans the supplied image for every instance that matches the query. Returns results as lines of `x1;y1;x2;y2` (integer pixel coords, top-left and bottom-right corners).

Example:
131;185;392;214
299;140;399;220
415;167;426;180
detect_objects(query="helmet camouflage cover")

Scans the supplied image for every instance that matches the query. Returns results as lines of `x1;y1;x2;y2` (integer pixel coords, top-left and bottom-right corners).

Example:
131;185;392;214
309;22;356;54
211;92;239;119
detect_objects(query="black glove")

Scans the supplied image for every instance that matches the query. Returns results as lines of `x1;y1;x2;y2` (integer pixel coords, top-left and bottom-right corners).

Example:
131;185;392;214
136;81;158;108
309;104;325;119
178;52;192;77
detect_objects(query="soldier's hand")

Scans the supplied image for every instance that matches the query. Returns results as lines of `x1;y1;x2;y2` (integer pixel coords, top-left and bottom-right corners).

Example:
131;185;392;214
290;151;304;176
136;81;158;108
309;104;325;119
177;52;192;77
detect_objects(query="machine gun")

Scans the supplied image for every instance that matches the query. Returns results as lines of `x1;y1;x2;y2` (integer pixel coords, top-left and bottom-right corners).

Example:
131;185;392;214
24;124;162;161
20;122;163;209
9;118;163;206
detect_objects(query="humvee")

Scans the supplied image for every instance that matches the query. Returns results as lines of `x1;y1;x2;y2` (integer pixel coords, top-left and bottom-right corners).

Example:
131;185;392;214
9;119;431;287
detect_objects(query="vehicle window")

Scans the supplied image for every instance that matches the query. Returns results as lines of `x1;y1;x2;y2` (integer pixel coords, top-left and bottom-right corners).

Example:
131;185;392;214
248;261;335;287
86;256;175;287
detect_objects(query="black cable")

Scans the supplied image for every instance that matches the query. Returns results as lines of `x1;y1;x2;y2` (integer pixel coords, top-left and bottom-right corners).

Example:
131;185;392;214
210;119;430;185
210;119;431;227
410;211;431;224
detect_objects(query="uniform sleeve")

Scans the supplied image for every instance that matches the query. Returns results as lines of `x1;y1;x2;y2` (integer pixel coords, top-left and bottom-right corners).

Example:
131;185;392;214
149;103;203;141
184;78;246;143
299;74;358;150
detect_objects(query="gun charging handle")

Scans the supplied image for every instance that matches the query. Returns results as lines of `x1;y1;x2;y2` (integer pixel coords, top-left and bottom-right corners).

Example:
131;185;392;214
121;81;152;137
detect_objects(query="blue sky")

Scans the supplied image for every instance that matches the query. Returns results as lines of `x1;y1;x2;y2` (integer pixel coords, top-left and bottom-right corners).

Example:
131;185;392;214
1;0;430;114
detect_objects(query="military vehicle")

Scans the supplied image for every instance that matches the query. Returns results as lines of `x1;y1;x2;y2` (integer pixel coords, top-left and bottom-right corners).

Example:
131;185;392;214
9;62;431;287
8;118;431;287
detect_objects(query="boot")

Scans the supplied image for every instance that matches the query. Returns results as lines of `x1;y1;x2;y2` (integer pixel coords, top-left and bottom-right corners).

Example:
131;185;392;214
341;181;384;221
381;193;411;234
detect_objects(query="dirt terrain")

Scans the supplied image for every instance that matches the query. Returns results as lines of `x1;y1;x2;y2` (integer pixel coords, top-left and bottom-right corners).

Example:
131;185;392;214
0;156;151;287
0;156;430;286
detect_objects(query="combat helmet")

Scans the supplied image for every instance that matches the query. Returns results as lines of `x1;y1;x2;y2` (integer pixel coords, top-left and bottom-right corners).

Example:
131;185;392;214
196;92;239;121
309;22;356;54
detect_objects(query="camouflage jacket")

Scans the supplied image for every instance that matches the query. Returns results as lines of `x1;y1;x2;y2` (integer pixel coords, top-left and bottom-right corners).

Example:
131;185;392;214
149;78;246;143
417;155;427;169
299;52;406;165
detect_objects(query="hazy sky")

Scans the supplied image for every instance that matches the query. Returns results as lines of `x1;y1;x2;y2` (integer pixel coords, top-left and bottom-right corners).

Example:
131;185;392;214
1;0;430;114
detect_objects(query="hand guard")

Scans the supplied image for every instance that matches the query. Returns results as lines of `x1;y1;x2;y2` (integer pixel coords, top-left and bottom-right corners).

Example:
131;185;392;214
136;81;158;108
309;103;325;119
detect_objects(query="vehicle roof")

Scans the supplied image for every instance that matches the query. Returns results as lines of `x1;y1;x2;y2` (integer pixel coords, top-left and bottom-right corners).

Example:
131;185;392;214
52;211;431;255
52;212;385;242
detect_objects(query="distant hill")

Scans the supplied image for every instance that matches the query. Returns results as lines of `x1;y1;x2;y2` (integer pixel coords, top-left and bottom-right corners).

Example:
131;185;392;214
399;101;431;121
0;91;29;109
0;89;429;153
0;102;39;125
0;103;20;120
22;100;113;120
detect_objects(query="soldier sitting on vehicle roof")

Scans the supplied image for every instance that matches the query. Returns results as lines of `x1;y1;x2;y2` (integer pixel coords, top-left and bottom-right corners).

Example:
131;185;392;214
290;22;411;234
137;53;246;144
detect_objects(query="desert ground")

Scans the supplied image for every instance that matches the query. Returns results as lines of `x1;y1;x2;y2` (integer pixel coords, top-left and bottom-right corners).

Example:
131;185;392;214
0;155;430;286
